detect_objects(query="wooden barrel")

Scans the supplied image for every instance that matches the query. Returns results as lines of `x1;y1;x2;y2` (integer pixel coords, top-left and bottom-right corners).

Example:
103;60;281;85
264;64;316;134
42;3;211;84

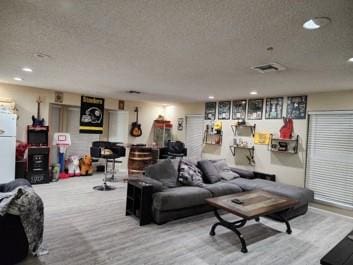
128;146;153;175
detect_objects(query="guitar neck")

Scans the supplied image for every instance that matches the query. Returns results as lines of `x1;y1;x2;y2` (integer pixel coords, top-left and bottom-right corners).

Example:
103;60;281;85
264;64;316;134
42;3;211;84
135;107;139;123
37;102;41;119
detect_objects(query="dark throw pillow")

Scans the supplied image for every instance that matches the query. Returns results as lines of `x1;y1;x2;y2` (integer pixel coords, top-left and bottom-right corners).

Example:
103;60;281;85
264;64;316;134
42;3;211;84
144;159;179;188
198;160;222;183
178;159;204;187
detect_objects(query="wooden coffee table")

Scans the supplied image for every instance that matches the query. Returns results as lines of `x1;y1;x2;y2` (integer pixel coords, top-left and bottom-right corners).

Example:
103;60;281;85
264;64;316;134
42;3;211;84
206;190;299;253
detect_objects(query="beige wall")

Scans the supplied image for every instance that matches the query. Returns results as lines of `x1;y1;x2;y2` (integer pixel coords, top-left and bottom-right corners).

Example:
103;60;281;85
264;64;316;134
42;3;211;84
200;102;307;187
199;90;353;188
2;82;353;187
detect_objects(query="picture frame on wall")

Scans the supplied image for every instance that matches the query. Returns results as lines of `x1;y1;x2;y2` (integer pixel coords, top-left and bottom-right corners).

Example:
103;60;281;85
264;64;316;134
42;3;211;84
205;102;217;120
232;99;247;120
247;98;264;120
286;95;307;119
218;101;231;120
265;97;283;119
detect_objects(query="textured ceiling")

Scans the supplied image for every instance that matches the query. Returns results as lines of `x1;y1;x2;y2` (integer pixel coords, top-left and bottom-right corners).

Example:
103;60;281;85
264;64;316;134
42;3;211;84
0;0;353;102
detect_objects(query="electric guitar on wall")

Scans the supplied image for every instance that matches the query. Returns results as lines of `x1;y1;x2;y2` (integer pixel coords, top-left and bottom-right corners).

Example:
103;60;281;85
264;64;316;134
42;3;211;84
130;107;142;137
32;97;45;126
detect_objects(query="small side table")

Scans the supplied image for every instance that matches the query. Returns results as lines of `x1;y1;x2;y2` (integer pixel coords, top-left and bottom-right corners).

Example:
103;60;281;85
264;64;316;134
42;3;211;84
126;180;153;226
321;230;353;265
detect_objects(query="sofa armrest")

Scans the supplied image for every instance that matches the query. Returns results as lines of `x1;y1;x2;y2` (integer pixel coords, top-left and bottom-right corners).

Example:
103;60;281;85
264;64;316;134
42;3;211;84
253;171;276;182
229;167;276;182
142;177;165;192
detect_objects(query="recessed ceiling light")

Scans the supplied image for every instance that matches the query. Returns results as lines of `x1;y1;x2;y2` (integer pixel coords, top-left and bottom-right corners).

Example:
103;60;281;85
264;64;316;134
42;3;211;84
13;77;23;81
303;17;331;30
347;57;353;62
22;67;33;72
250;91;258;95
208;96;215;99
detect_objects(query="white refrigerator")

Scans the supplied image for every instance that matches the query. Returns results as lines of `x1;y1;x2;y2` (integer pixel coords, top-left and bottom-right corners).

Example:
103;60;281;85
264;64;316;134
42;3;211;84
0;113;16;184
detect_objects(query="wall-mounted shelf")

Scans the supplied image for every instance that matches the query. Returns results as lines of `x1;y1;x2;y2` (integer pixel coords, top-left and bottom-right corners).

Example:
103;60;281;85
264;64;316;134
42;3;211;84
203;132;222;145
230;123;256;165
229;145;255;165
231;124;256;137
269;134;299;154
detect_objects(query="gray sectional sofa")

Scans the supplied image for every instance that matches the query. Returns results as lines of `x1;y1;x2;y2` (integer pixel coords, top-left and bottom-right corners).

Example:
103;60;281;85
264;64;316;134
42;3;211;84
144;159;314;225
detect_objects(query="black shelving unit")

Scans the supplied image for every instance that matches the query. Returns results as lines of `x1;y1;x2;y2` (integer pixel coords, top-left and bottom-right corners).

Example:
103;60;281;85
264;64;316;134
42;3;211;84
269;134;299;154
126;180;153;226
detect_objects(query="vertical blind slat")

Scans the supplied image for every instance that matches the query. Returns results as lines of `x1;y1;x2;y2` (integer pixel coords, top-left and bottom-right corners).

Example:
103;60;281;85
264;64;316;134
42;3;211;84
306;113;353;208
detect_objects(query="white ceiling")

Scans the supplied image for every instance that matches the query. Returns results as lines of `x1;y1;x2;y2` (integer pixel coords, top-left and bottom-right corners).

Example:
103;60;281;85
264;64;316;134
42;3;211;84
0;0;353;102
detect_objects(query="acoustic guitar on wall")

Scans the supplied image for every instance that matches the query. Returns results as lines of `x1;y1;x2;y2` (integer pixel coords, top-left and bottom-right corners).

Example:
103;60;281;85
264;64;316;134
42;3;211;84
130;107;142;137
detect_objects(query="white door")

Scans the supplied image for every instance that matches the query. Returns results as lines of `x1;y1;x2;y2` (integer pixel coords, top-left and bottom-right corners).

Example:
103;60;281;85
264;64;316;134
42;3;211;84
108;110;129;143
0;137;16;183
185;115;204;161
66;107;99;157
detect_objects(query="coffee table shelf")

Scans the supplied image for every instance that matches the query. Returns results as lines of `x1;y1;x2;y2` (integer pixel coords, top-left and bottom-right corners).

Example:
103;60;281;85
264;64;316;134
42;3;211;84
206;190;298;253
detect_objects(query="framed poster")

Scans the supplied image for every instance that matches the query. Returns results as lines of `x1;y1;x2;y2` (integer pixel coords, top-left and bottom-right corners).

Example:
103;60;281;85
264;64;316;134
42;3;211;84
177;118;184;131
232;99;247;120
218;101;231;120
247;99;264;120
79;95;105;134
205;102;216;120
265;97;283;119
287;95;307;119
118;100;125;110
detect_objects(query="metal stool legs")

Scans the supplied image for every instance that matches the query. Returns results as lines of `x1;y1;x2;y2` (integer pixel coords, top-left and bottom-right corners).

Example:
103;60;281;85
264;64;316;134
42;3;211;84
93;158;116;191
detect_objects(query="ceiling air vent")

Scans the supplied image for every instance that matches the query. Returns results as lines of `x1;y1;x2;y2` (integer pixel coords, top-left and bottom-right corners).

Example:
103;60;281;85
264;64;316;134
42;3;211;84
127;90;141;94
251;62;286;73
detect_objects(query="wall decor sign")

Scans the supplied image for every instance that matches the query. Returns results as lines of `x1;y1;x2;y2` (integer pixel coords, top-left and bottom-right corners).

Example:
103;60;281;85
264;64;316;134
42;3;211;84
218;101;231;120
54;91;63;103
118;100;125;110
254;132;270;145
286;95;307;119
247;98;264;120
265;97;283;119
205;102;217;120
79;95;105;134
177;118;184;131
232;99;247;120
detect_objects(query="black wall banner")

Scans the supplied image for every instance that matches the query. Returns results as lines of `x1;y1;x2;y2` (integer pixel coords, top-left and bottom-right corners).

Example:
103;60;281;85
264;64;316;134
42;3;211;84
80;95;104;134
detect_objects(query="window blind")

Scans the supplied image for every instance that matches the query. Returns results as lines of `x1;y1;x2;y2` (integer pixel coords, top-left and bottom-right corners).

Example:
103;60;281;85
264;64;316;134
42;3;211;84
185;115;204;161
306;111;353;208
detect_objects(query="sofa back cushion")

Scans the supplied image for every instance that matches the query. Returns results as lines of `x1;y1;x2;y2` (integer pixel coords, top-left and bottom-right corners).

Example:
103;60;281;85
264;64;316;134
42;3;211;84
145;159;179;188
197;160;222;183
213;160;240;181
178;159;205;187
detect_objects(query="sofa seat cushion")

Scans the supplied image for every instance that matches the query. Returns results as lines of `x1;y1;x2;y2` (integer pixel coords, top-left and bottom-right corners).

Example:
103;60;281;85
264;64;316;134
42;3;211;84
253;179;314;206
152;186;212;211
203;182;242;197
228;178;264;191
228;178;314;206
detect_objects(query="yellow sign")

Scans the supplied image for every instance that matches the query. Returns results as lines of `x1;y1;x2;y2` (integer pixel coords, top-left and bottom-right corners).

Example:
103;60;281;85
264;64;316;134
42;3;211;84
254;132;270;145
